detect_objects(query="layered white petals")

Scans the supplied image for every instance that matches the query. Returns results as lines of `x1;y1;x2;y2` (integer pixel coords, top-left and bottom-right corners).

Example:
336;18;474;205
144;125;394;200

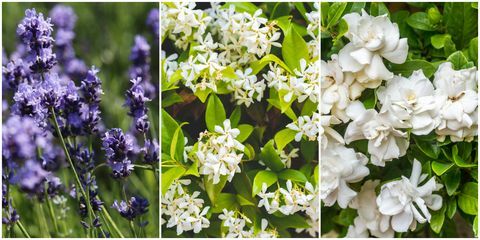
377;159;443;232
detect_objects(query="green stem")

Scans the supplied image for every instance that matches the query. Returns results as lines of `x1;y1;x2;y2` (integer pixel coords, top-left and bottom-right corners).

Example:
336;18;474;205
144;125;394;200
16;220;31;238
45;192;59;234
38;203;51;237
100;205;125;238
129;221;137;238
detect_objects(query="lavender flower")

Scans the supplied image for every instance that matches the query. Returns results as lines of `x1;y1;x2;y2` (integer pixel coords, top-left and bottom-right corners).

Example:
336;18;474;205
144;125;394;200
79;66;103;134
17;8;57;73
142;139;159;164
125;77;151;133
50;5;77;30
12;83;47;125
146;8;159;41
59;80;83;136
2;59;31;91
102;128;135;178
129;35;155;99
112;196;149;221
2;115;50;163
11;160;49;195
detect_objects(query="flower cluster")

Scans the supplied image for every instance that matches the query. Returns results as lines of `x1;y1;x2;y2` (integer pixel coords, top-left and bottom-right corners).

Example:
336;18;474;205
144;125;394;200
112;196;149;221
218;209;277;238
321;4;477;238
194;119;245;184
161;179;210;235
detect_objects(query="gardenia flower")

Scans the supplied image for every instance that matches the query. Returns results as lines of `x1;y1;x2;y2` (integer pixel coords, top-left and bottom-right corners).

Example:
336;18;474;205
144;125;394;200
344;101;409;166
321;54;361;122
339;9;408;86
320;115;344;150
377;70;440;135
433;62;478;142
162;179;210;235
196;119;245;184
377;159;443;232
347;180;394;238
321;141;369;208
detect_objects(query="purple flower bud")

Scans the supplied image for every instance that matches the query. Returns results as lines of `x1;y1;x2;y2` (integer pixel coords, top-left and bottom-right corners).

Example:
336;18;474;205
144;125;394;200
102;128;134;179
125;77;151;133
80;66;103;105
142;139;159;165
11;160;48;195
2;59;32;91
146;8;159;41
49;5;77;31
112;196;149;221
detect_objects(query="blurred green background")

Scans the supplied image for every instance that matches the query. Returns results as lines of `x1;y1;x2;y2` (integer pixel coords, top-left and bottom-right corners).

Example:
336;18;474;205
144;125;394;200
3;2;159;238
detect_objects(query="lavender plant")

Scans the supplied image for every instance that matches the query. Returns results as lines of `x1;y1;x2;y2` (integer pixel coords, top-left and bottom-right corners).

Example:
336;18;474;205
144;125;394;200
2;3;159;238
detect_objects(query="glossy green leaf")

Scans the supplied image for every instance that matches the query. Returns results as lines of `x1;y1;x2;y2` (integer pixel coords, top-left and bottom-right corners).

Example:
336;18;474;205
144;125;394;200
447;51;469;70
161;109;179;154
184;159;200;177
212;193;239;213
278;169;308;183
229;106;241;128
430;205;446;234
282;24;309;71
432;161;454;176
250;53;293;75
444;2;478;49
370;2;389;16
407;12;437;31
205;94;226;132
274;128;297;151
452;145;477;168
236;124;254;143
161;167;186;195
236;194;255;206
252;170;278;197
260;140;285;172
458;182;478;215
431;34;452;49
326;2;347;29
268;213;311;229
446;197;457;219
170;122;187;163
205;175;228;205
442;168;461;196
390;60;436;78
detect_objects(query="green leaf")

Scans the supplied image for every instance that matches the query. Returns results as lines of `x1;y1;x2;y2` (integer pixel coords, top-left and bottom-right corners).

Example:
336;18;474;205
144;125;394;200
326;2;347;29
444;2;478;49
314;165;319;185
161;109;179;154
446;197;457;219
274;128;297;151
407;12;437;31
229;106;241;128
252;170;278;197
300;139;317;162
335;208;357;226
244;143;255;160
222;2;262;16
431;161;454;176
346;2;365;13
205;94;226;132
474;216;478;237
205;175;228;205
468;37;478;65
250;53;293;75
260;140;285;172
293;3;307;20
195;88;212;103
431;34;452;49
236;194;255;206
282;24;309;71
271;2;291;19
162;91;183;107
390;60;436;78
236;124;254;143
452;145;477;168
301;100;317;116
170;122;187;163
268;214;310;229
413;136;440;159
334;18;349;42
447;51;469;70
458;182;478;215
161;167;186;195
277;169;308;183
430;205;446;234
184;159;200;177
442;168;461;196
370;2;389;17
212;193;239;213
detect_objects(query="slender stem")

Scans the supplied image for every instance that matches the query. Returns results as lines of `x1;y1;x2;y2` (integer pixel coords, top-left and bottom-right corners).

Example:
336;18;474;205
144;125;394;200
38;203;51;237
16;220;31;238
99;211;113;237
100;205;125;238
129;221;137;238
93;163;107;172
132;164;157;171
49;108;101;235
45;191;59;234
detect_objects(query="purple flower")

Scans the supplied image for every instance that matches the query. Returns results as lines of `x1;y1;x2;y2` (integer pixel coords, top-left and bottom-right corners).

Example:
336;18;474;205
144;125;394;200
102;128;134;178
58;80;83;136
80;66;103;105
112;196;149;221
65;58;87;79
146;8;159;41
129;35;155;99
12;83;46;123
17;9;57;73
125;77;151;133
142;139;159;165
2;59;32;91
49;5;77;31
2;115;50;163
11;160;49;195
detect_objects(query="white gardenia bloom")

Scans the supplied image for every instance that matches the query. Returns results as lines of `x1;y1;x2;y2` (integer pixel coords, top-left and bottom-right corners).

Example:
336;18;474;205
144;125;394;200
377;159;443;232
321;141;369;208
339;9;408;86
348;180;394;238
344;101;409;166
196;119;245;184
377;70;441;135
162;179;211;235
321;54;363;122
433;62;478;142
320;115;344;150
